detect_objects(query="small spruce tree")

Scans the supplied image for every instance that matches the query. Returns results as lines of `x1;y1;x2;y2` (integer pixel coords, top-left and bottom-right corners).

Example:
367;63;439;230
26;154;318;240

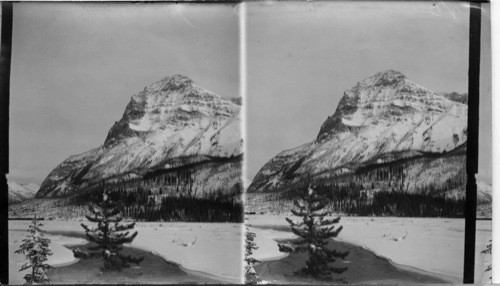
244;221;261;284
15;215;53;284
278;186;349;281
73;190;144;271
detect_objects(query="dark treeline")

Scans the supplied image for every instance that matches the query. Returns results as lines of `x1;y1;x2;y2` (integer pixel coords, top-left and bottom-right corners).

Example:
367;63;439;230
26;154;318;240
59;156;244;222
265;179;464;218
259;152;466;218
67;185;243;222
125;196;243;222
357;190;464;217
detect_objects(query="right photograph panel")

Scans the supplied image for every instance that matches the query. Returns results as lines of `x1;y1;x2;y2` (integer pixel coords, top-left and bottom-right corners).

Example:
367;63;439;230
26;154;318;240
244;1;491;284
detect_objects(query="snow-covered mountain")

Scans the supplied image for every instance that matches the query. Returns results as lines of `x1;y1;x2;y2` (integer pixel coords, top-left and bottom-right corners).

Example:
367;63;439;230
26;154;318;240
249;70;468;194
37;75;242;198
477;181;493;218
477;181;492;204
8;181;39;203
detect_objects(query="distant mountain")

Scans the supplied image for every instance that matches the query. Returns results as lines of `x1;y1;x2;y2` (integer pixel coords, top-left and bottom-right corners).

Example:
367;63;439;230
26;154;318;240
37;75;242;199
477;181;492;218
9;181;38;203
440;92;468;105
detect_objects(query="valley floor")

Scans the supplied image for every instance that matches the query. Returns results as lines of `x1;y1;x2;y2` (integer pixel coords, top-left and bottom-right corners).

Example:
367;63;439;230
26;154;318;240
247;215;492;284
8;216;491;284
9;220;243;284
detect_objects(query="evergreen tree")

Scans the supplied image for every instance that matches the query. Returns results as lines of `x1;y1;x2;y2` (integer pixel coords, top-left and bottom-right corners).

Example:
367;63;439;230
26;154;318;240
73;190;144;271
15;215;53;284
244;220;261;284
278;186;349;281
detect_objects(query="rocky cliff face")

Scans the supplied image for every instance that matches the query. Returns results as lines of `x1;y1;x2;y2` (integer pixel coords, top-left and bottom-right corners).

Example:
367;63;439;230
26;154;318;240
248;70;468;195
37;75;242;198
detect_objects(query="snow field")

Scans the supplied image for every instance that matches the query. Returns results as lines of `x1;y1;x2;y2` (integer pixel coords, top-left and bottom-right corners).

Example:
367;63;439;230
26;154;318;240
9;220;244;284
247;215;492;284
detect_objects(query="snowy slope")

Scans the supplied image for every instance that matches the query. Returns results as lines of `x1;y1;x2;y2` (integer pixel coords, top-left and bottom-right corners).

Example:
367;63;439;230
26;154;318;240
8;181;39;203
249;70;468;193
38;75;242;198
477;181;492;218
477;181;492;204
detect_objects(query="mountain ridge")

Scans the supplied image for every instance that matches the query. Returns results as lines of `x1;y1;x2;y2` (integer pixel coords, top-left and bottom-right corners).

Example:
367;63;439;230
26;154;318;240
248;70;468;194
37;74;242;198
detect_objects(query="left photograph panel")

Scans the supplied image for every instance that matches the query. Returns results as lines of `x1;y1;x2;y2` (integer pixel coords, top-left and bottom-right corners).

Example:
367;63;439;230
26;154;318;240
7;3;243;284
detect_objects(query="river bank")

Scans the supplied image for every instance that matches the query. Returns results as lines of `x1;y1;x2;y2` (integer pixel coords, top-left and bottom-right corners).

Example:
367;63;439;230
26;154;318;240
253;235;451;284
247;215;492;284
46;242;222;284
9;220;243;284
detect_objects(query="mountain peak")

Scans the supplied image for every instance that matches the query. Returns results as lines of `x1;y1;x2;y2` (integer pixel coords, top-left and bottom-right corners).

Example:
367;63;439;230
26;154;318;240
104;74;241;147
363;69;407;87
316;70;463;141
161;74;193;83
374;69;405;77
154;74;194;91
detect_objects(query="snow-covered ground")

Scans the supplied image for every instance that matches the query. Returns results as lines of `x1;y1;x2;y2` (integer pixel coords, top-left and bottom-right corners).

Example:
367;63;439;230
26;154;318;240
8;216;491;284
247;215;492;284
9;220;243;284
132;222;243;283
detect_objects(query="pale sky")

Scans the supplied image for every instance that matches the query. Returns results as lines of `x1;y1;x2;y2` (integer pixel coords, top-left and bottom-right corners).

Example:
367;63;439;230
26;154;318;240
246;1;490;184
8;3;239;185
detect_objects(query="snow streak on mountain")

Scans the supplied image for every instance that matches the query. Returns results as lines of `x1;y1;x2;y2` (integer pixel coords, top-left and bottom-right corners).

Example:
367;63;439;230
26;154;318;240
248;70;467;195
38;75;242;198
